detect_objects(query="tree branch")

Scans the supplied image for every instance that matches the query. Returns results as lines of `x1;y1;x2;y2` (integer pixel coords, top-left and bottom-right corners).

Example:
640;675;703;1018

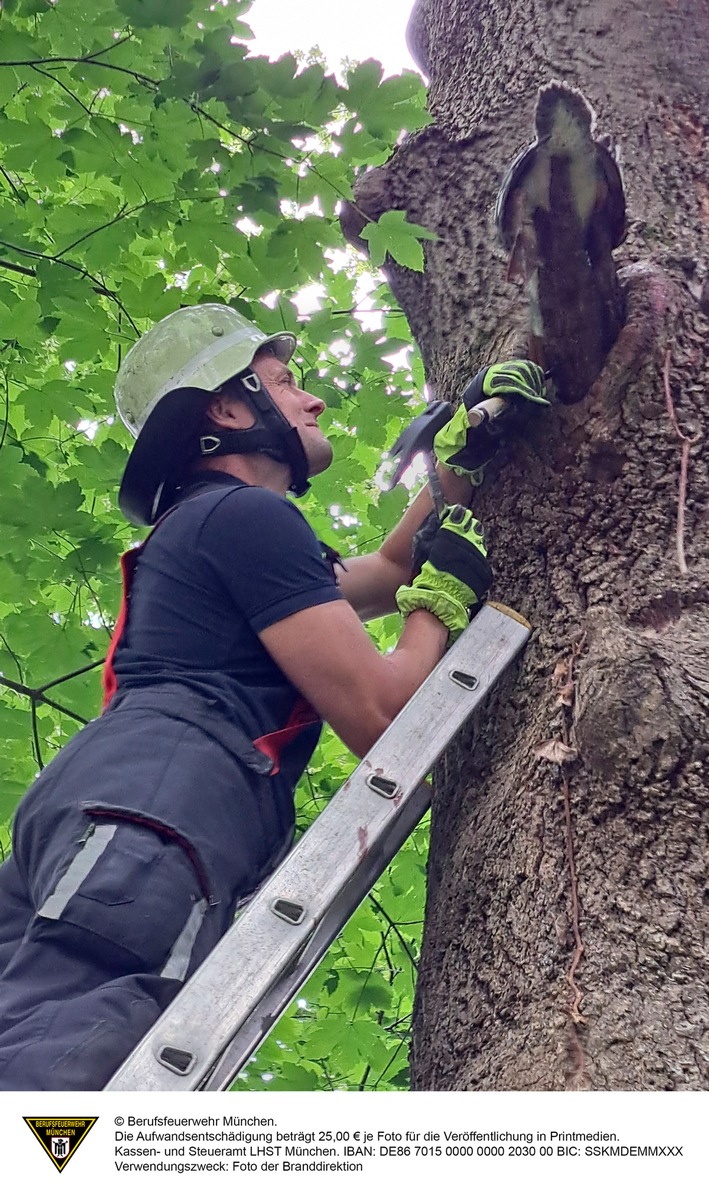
370;1033;408;1090
370;895;419;973
0;53;157;89
82;34;136;62
30;62;94;119
0;239;140;333
54;202;133;257
30;700;45;770
0;165;25;203
349;942;385;1024
0;51;308;164
0;634;24;684
0;676;89;725
0;258;35;279
40;660;103;692
0;369;9;455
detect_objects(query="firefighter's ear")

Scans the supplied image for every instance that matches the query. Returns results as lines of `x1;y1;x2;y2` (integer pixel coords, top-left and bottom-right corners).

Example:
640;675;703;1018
206;392;254;430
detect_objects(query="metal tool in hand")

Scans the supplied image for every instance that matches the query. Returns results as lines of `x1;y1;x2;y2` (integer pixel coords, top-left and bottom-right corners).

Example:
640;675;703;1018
386;389;512;514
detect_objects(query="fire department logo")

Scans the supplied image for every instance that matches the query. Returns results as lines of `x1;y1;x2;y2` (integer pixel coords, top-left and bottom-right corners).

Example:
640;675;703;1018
23;1116;98;1172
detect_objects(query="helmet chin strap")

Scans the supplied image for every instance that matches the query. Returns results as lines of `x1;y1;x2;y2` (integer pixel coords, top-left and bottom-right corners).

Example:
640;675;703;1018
198;370;310;498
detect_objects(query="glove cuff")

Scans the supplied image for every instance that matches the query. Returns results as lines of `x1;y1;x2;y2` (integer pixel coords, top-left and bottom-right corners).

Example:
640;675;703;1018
446;463;486;484
426;528;492;600
396;581;470;642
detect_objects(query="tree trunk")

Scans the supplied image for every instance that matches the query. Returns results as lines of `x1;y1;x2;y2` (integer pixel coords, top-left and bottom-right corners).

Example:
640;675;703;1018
359;0;708;1089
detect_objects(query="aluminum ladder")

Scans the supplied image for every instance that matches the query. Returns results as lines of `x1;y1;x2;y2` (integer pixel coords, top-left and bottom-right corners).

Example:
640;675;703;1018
106;601;530;1091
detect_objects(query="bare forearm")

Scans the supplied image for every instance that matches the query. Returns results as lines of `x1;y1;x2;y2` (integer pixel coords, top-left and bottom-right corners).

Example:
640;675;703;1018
260;600;450;760
337;608;450;756
338;465;474;620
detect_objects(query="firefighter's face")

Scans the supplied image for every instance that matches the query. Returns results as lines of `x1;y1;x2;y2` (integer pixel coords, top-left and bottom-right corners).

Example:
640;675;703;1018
251;350;333;477
207;350;333;478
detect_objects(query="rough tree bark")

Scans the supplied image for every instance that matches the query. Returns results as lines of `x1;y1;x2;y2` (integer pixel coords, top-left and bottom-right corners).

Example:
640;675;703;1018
345;0;708;1089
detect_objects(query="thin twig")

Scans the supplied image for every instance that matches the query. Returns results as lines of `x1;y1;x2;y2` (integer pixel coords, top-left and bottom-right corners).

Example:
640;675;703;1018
349;943;385;1024
10;54;271;156
557;633;588;1088
663;347;700;575
0;53;157;88
0;165;25;202
0;258;35;279
379;929;396;980
0;676;89;725
0;369;9;455
30;701;45;771
52;533;112;633
370;1035;409;1090
56;202;136;257
0;634;24;683
370;895;419;973
357;1063;371;1091
0;238;140;334
40;660;103;692
30;62;94;119
563;773;585;1025
82;34;136;62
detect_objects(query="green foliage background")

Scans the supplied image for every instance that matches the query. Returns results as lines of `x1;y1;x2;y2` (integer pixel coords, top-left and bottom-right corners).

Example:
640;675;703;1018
0;0;434;1089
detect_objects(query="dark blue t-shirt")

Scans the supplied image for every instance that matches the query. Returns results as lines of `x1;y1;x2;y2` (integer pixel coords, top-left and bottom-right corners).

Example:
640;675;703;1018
112;472;343;790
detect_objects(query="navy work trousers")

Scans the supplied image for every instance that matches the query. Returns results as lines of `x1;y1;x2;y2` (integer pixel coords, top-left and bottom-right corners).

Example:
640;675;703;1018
0;693;293;1091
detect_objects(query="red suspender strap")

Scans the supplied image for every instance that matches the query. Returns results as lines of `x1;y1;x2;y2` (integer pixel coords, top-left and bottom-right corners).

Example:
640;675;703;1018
253;697;320;776
102;502;181;711
101;545;143;711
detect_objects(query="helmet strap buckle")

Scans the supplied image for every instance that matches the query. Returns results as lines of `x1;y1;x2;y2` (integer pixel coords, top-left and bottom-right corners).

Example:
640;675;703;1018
199;435;222;455
241;372;261;392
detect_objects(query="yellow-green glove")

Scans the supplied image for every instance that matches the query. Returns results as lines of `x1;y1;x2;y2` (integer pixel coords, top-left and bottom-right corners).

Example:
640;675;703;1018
434;358;548;480
396;505;492;641
469;359;548;405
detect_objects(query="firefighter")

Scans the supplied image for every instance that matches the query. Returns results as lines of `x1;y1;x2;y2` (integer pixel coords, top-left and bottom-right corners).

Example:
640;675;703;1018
0;304;545;1089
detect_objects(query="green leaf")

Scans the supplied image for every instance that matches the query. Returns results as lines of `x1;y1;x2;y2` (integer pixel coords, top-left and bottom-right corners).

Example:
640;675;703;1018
360;209;438;272
115;0;195;28
345;59;384;103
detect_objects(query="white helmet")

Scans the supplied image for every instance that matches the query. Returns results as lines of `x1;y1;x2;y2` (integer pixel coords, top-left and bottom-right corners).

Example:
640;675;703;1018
116;304;300;525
